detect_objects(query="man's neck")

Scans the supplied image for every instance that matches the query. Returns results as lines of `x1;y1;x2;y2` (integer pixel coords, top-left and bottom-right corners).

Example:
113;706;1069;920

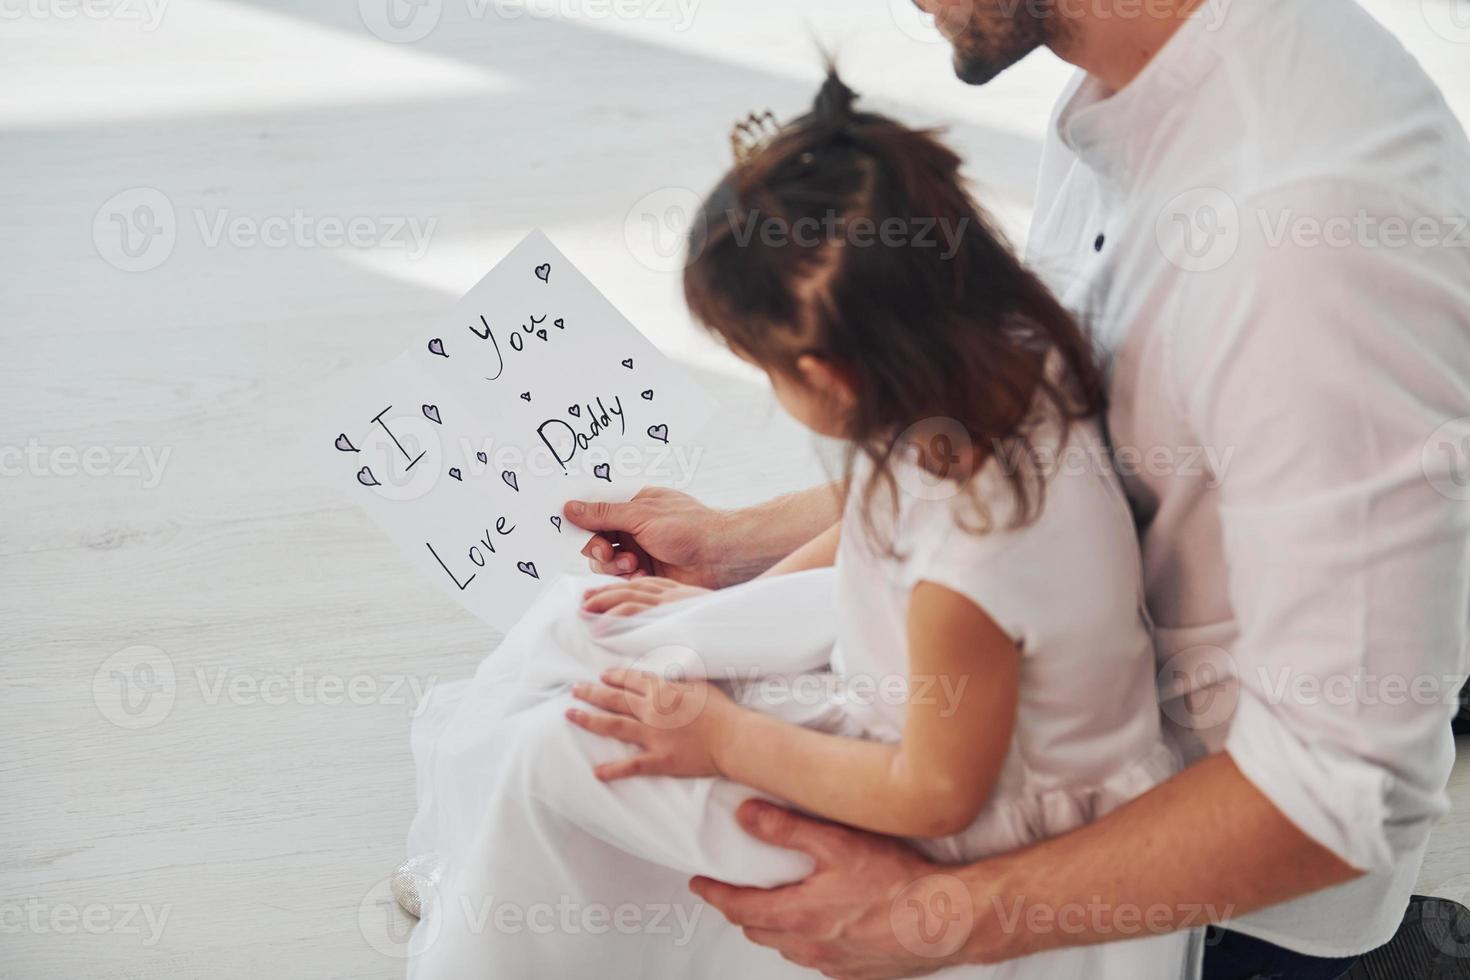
1048;0;1209;94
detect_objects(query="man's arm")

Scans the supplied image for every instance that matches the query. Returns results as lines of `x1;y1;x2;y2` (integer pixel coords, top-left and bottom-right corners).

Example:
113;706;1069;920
958;753;1359;961
692;756;1358;977
693;179;1470;977
565;483;842;587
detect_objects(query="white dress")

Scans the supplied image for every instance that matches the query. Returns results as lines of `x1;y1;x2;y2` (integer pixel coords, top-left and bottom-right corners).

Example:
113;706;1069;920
404;420;1202;979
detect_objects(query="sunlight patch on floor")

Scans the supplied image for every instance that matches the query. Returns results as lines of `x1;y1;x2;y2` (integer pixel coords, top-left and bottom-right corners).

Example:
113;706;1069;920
0;0;513;130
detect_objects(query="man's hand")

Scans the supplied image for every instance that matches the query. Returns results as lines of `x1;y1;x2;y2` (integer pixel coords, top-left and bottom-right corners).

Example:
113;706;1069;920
689;800;983;980
565;483;846;588
564;488;733;588
692;758;1362;977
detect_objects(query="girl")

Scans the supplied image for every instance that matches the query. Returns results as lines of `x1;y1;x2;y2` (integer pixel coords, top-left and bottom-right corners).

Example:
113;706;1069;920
402;70;1198;979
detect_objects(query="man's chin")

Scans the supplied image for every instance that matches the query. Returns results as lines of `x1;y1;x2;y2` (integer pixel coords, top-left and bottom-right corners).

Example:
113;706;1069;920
951;46;1035;86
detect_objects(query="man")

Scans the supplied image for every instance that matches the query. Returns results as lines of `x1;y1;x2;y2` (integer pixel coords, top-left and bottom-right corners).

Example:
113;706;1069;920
566;0;1470;976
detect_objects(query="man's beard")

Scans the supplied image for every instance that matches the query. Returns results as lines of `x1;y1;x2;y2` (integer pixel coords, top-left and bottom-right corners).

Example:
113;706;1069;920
948;6;1052;86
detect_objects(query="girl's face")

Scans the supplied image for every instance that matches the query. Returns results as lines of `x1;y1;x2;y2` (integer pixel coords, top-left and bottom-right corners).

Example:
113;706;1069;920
758;353;856;441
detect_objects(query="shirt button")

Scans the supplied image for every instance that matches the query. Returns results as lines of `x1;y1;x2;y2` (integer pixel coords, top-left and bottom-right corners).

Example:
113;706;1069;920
1094;233;1106;252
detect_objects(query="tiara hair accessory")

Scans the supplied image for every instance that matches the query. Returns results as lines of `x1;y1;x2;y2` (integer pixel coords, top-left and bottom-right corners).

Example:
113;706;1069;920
729;110;780;165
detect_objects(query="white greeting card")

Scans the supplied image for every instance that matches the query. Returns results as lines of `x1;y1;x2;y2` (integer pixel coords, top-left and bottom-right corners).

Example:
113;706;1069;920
326;230;716;628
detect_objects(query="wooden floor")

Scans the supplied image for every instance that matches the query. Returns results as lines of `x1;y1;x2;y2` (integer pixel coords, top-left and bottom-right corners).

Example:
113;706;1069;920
4;3;1469;978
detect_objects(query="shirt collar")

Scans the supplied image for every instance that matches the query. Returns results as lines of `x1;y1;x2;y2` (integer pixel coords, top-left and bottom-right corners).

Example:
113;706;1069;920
1055;0;1266;185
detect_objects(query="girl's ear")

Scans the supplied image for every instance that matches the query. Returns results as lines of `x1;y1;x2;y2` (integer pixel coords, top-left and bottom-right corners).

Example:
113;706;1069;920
794;353;857;412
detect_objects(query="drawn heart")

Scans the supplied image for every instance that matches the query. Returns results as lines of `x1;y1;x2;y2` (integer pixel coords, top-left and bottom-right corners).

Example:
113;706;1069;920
593;463;611;482
477;452;488;464
550;515;562;532
554;318;565;329
568;404;580;418
448;467;462;481
534;263;551;283
640;390;653;401
647;423;669;444
356;466;379;487
502;470;519;492
334;433;358;452
621;358;634;369
517;561;540;579
427;338;446;357
520;392;531;402
422;404;441;424
537;329;548;340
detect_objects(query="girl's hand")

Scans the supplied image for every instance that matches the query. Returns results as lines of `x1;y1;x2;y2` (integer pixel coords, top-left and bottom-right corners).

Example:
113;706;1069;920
567;666;737;781
582;577;712;617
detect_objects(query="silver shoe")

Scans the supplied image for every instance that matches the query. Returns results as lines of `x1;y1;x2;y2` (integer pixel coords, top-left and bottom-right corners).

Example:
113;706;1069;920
391;852;445;919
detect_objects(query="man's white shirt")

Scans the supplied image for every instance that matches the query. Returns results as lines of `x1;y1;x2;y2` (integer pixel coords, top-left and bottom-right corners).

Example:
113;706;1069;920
1026;0;1470;955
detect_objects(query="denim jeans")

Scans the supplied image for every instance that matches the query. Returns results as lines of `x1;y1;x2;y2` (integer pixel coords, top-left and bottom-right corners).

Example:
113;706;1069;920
1203;927;1360;980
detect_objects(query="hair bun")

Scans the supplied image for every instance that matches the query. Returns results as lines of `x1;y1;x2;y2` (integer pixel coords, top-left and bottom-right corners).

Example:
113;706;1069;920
812;66;858;127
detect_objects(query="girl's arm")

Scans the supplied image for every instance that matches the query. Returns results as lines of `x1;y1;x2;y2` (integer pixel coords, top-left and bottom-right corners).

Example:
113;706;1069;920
716;581;1019;838
757;522;841;577
571;580;1020;839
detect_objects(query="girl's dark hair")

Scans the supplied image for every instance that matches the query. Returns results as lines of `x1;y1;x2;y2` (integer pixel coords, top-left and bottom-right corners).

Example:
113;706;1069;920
684;67;1105;543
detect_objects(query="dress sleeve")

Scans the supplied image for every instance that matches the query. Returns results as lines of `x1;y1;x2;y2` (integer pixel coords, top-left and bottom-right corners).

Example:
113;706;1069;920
906;431;1137;656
